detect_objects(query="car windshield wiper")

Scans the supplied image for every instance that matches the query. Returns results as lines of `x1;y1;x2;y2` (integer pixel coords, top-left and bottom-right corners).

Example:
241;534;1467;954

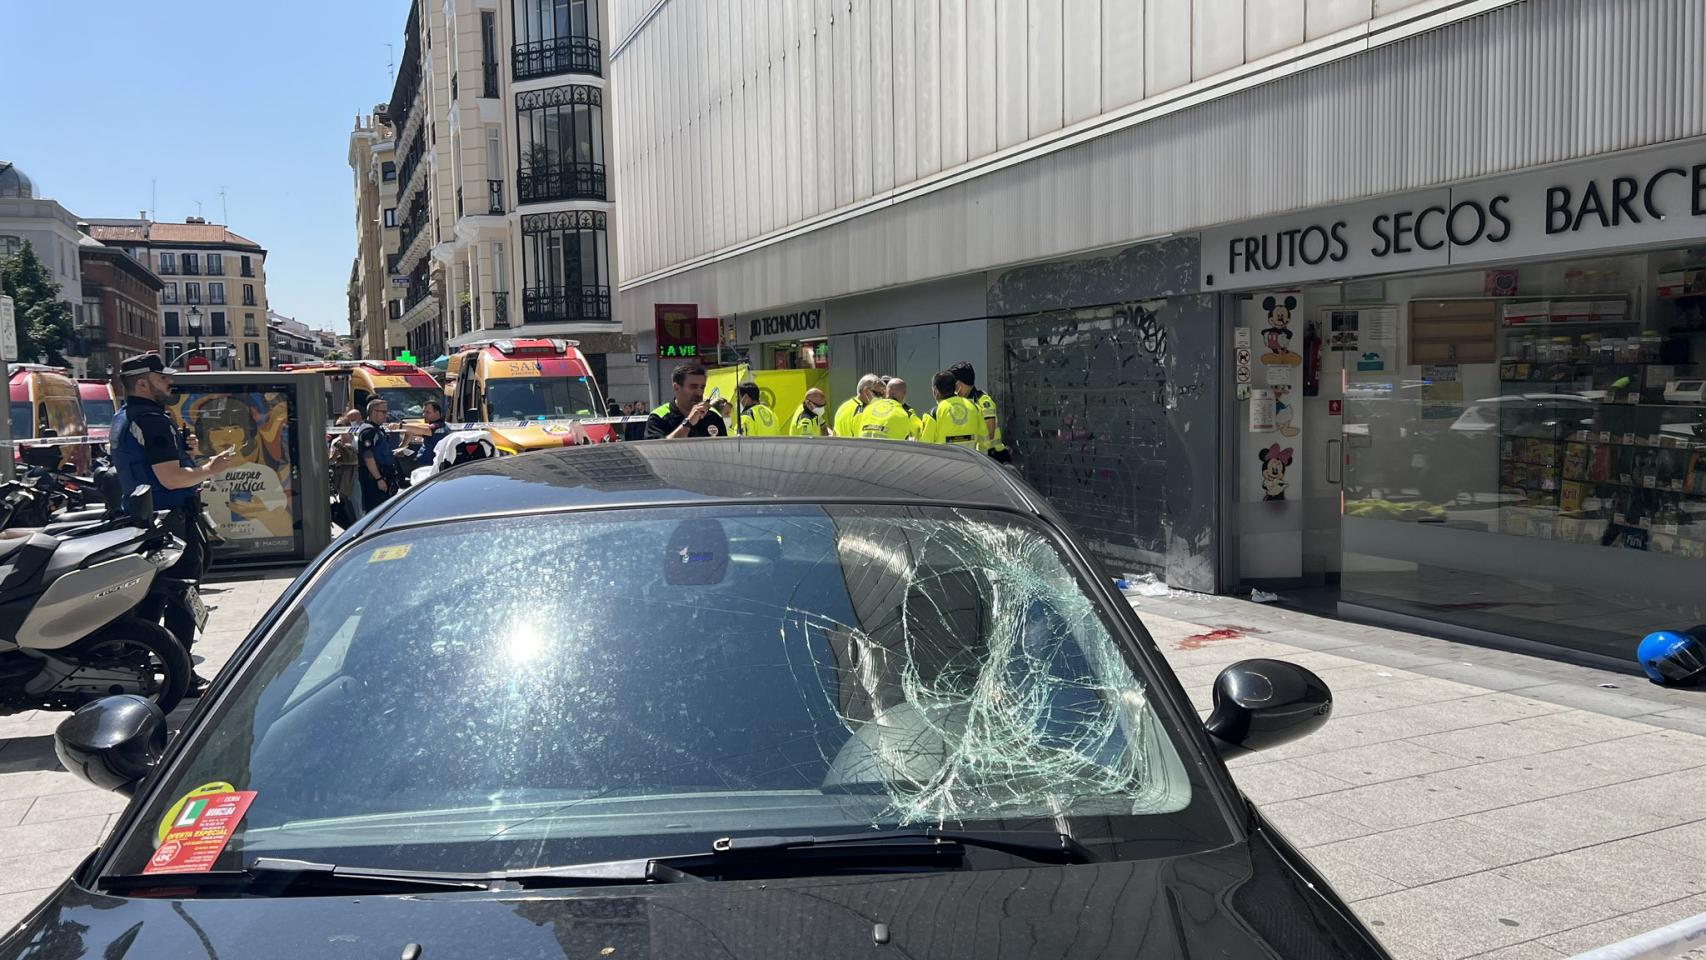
100;831;1094;896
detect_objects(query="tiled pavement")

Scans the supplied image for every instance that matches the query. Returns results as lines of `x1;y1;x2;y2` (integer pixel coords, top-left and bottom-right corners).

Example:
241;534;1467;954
1137;591;1706;960
1;572;1703;959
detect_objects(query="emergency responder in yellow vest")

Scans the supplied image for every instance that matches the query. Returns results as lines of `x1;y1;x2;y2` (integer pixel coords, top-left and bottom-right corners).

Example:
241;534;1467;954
791;387;830;436
832;373;885;437
949;361;1010;462
884;377;925;438
736;383;783;436
920;370;983;447
856;394;918;440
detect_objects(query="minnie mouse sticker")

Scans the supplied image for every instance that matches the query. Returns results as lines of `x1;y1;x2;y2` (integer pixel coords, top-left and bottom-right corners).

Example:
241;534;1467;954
1259;444;1294;501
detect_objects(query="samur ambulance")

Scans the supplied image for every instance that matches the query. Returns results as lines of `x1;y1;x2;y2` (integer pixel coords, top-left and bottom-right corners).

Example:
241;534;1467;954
442;338;620;453
280;359;443;425
9;364;92;472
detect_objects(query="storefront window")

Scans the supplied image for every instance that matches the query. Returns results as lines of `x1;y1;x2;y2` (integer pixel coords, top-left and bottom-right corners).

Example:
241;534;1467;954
1256;249;1706;659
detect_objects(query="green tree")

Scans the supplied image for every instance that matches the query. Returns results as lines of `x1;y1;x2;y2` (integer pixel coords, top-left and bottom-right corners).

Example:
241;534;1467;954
0;240;74;365
324;349;351;361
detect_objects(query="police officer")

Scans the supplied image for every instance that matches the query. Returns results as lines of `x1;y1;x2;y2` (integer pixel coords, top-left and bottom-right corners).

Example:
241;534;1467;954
110;353;235;691
920;370;983;447
736;383;783;436
403;400;451;472
791;387;830;436
356;398;400;514
646;363;727;439
949;362;1010;462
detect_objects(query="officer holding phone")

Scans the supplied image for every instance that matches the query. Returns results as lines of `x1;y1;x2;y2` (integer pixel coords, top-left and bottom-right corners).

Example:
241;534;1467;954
110;353;234;694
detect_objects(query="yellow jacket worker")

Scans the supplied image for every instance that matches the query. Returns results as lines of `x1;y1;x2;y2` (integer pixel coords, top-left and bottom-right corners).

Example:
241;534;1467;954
736;383;784;436
920;370;983;447
885;377;925;438
856;397;917;440
832;373;885;437
950;361;1010;462
791;387;830;436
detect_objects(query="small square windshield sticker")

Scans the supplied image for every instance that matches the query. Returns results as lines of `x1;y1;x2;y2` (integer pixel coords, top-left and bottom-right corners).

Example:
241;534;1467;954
369;545;411;563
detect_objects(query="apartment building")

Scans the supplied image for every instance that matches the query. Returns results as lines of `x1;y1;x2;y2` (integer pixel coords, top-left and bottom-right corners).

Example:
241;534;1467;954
348;108;403;359
76;232;164;375
86;216;270;370
370;0;642;400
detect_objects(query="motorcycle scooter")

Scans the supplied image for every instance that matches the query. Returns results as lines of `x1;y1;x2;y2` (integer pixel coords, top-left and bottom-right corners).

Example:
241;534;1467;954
0;484;195;716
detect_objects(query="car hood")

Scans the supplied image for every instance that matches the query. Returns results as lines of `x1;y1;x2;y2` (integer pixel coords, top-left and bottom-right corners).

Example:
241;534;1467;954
488;421;620;453
0;827;1387;960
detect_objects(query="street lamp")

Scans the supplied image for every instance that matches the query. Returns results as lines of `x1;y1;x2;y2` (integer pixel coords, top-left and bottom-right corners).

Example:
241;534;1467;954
187;306;204;365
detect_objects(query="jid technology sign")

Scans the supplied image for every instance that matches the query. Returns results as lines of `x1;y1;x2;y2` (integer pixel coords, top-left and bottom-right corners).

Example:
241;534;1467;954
1203;139;1706;290
741;305;825;344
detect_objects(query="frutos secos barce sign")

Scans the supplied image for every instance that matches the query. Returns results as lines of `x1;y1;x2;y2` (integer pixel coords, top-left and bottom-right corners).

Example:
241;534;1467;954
1202;139;1706;290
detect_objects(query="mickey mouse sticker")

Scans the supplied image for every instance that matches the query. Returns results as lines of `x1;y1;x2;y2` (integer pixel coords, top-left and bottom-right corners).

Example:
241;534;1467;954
1260;296;1303;366
1259;444;1294;501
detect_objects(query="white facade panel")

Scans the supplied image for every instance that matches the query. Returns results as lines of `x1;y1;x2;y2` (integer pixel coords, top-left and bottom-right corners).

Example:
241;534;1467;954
965;0;998;158
851;0;873;200
1144;0;1193;95
871;0;897;193
892;0;919;186
1099;0;1144;111
1061;0;1101;125
1246;0;1307;59
1306;0;1370;38
940;0;969;167
1193;0;1246;79
1027;0;1065;137
995;0;1029;149
914;0;943;178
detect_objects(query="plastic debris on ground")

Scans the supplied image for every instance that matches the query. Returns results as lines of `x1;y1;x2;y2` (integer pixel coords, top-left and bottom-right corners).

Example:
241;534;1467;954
1249;589;1281;604
1113;572;1175;599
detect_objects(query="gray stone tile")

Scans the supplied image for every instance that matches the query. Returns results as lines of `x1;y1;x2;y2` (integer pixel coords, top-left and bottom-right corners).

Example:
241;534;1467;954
1299;847;1405;901
1329;677;1488;718
1309;770;1516;833
1264;627;1368;651
1256;797;1382;847
0;770;82;804
1312;663;1425;692
1458;786;1690;855
0;846;88;897
1586;771;1706;823
1506;710;1658;744
1161;638;1308;668
1410;661;1552;693
1313;819;1550;888
0;814;106;859
1464;942;1569;960
1513;682;1670;719
1230;760;1356;803
1643;821;1706;862
1500;837;1706;916
0;737;62;775
0;797;30;827
21;789;126;825
1296;740;1474;787
1406;721;1613;763
1643;708;1706;738
1535;894;1706;958
1332;643;1459;670
1355;869;1613;960
0;890;51;939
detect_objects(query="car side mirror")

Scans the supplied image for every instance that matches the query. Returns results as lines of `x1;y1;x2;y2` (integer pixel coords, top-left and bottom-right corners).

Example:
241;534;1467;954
129;484;155;520
1204;659;1332;757
54;695;167;796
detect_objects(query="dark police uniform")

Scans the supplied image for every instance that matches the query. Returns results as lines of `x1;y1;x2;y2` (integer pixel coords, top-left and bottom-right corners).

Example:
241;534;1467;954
645;402;727;439
356;419;400;512
417;419;451;468
109;355;205;650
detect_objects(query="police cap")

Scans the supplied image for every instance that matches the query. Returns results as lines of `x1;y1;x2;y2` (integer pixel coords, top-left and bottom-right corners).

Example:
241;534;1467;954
119;353;177;377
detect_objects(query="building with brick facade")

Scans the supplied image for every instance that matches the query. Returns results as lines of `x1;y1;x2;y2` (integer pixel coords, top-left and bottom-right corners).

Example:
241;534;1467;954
75;232;164;376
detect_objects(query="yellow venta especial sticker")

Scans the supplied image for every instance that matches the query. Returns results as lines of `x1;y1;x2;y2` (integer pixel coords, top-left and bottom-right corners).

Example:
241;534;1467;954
368;545;411;563
157;781;236;844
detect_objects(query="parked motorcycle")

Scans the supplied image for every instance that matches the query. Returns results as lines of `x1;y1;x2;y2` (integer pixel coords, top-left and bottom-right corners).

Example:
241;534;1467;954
0;484;195;716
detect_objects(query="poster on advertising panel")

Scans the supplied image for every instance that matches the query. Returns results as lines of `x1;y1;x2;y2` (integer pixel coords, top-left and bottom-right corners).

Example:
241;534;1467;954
170;389;299;560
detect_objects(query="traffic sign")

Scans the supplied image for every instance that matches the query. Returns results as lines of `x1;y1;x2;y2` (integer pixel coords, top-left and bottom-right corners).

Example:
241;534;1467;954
186;355;211;372
0;295;16;362
634;353;651;363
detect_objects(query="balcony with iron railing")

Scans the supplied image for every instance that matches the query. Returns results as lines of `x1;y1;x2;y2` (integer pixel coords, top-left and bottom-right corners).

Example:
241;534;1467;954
487;180;503;214
161;290;179;305
490;291;510;328
404;263;432;314
522;284;612;324
517;161;606;204
206;261;224;276
459;302;472;336
242;294;257;307
512;35;601;81
209;292;226;305
181;261;200;276
396;129;428;202
157;262;178;275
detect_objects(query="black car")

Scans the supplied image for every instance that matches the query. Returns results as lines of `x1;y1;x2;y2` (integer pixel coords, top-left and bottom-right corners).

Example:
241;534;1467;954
6;439;1382;960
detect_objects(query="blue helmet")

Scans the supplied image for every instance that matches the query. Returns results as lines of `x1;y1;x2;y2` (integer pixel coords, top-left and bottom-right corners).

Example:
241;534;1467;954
1637;628;1706;686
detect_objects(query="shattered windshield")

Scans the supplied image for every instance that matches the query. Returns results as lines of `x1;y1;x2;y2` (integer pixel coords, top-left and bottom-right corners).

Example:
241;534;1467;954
106;505;1222;879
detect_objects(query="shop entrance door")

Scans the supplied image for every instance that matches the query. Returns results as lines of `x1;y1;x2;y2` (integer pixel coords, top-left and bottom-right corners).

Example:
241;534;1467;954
1296;307;1348;607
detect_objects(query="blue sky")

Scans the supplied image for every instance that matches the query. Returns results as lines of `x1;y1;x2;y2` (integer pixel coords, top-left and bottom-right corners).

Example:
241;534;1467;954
1;1;407;333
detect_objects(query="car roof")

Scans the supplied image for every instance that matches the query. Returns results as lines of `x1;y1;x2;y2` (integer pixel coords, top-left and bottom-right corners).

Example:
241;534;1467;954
379;438;1038;528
